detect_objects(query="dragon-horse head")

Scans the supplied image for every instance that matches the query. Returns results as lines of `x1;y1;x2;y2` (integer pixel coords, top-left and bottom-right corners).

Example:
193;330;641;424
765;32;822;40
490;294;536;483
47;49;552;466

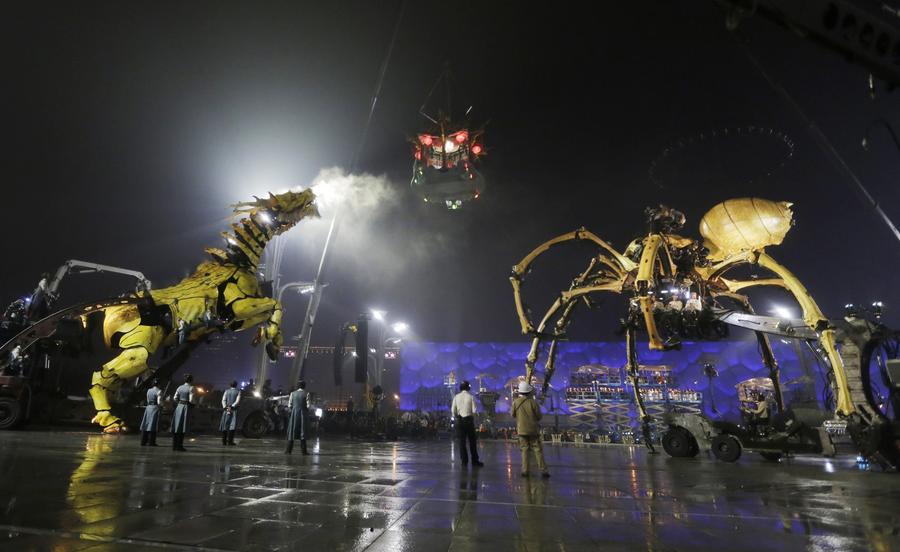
206;188;320;268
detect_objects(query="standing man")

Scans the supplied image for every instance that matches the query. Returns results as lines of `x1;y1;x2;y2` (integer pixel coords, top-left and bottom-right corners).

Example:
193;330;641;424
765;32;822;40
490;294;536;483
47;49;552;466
512;381;549;478
176;319;188;345
285;380;310;455
140;379;162;447
346;395;355;438
451;381;483;467
7;345;23;375
170;374;194;452
27;272;52;320
220;381;241;446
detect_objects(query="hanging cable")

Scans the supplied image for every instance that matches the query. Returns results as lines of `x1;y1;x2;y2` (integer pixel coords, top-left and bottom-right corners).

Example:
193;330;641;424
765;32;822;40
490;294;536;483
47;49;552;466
291;0;407;385
419;63;451;123
728;29;900;252
352;0;407;172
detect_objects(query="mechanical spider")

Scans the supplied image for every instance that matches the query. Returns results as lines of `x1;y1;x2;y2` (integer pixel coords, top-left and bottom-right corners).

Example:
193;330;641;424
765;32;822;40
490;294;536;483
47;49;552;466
510;198;856;447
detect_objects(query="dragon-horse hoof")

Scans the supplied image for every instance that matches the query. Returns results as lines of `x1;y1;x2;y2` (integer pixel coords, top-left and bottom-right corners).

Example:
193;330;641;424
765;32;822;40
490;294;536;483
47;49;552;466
92;412;127;434
265;341;279;361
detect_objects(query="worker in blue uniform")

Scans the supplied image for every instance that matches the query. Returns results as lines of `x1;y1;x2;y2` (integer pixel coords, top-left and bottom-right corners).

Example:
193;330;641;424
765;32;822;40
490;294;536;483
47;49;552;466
285;380;310;455
139;379;162;446
220;380;241;446
170;374;194;452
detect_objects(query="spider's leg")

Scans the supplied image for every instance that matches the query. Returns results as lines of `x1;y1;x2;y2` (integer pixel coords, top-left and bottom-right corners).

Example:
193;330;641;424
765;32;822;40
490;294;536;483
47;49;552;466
625;326;656;452
713;289;785;413
634;234;671;351
543;300;578;395
511;229;634;336
718;252;853;417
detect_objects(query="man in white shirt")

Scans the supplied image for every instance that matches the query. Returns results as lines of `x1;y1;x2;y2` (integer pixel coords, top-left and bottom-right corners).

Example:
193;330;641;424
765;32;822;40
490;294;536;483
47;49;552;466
451;381;483;467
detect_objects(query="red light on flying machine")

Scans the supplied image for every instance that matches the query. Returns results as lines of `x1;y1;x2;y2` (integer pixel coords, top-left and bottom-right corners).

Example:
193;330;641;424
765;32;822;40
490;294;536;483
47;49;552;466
414;149;422;160
419;135;433;146
455;131;468;143
471;144;483;155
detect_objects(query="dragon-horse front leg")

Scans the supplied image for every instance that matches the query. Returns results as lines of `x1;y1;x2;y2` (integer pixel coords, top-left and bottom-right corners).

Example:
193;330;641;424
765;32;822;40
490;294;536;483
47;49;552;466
233;296;284;360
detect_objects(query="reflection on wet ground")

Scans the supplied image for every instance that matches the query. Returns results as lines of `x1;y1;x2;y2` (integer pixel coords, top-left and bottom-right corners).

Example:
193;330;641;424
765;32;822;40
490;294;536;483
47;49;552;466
0;431;898;551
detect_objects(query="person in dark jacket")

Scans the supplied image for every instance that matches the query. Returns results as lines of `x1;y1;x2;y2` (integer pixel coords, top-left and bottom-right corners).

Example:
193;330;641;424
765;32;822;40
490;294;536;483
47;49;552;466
220;381;241;446
170;374;194;452
285;380;310;455
26;272;52;320
139;379;162;446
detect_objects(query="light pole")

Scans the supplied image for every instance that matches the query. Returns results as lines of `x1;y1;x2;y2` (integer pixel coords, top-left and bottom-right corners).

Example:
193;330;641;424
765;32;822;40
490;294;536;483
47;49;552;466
369;311;408;388
254;280;317;387
373;310;386;389
271;2;405;388
255;234;285;389
290;215;339;386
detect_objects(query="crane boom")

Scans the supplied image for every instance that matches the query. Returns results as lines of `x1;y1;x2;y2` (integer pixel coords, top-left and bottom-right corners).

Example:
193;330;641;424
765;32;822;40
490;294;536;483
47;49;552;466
48;260;152;295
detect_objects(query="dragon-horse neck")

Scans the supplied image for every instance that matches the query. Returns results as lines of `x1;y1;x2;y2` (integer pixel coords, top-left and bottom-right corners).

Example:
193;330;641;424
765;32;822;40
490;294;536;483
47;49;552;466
204;189;319;272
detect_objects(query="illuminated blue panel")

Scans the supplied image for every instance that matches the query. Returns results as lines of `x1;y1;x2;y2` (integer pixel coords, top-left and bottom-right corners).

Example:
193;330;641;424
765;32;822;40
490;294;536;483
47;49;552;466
400;340;826;421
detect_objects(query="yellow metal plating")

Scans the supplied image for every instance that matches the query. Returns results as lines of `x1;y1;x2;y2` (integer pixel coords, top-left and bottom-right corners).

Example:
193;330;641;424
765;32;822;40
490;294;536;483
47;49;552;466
699;198;794;261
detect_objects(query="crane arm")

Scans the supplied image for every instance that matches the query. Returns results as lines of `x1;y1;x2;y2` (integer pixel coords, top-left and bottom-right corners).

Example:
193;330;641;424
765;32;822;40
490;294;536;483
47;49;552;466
47;260;152;295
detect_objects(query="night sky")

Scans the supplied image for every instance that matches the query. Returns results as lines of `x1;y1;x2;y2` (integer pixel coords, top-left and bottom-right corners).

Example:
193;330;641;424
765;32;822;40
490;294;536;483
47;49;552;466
5;1;900;358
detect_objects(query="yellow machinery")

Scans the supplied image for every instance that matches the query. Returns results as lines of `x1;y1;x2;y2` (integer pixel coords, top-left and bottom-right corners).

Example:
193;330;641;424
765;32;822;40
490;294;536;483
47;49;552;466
81;189;318;432
510;198;859;449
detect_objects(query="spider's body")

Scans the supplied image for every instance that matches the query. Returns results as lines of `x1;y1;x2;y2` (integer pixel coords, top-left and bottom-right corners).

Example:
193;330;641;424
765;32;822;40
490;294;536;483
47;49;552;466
511;198;856;446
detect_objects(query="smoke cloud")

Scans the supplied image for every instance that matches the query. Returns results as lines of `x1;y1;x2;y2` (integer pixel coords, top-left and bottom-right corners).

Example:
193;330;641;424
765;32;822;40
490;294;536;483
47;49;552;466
278;167;442;287
308;166;398;220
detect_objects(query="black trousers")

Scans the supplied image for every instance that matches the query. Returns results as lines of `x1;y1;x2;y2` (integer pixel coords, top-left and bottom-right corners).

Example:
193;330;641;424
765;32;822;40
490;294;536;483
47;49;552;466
457;416;479;463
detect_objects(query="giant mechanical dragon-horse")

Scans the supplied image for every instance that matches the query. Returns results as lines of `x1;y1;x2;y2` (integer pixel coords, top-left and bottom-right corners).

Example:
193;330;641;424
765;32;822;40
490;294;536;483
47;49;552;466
1;189;318;433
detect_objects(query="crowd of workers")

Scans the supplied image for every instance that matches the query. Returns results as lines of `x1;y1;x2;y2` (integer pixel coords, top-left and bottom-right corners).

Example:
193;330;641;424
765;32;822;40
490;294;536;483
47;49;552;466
136;374;552;477
139;374;314;455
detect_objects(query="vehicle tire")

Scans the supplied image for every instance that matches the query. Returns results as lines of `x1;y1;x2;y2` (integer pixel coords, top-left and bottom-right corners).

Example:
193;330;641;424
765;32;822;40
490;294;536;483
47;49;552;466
688;434;700;456
711;434;742;462
662;427;698;458
241;411;268;438
760;451;782;462
0;397;24;430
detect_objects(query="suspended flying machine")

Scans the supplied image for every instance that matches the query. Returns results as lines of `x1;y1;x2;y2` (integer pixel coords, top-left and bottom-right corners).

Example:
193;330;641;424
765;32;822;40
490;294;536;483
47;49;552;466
410;67;486;210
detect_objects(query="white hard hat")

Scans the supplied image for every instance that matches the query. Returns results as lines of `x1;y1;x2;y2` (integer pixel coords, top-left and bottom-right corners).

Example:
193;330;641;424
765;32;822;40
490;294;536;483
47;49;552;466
518;381;533;394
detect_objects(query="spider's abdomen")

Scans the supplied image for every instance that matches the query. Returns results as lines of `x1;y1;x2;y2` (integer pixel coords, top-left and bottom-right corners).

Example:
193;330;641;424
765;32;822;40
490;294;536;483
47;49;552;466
699;198;793;260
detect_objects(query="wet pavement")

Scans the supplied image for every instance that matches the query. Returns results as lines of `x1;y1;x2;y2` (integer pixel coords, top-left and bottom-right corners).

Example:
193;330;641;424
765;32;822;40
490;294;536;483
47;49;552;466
0;431;898;551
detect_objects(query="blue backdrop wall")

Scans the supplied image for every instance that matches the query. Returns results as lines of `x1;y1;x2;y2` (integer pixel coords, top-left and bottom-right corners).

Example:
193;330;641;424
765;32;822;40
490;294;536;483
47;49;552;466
400;339;827;422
